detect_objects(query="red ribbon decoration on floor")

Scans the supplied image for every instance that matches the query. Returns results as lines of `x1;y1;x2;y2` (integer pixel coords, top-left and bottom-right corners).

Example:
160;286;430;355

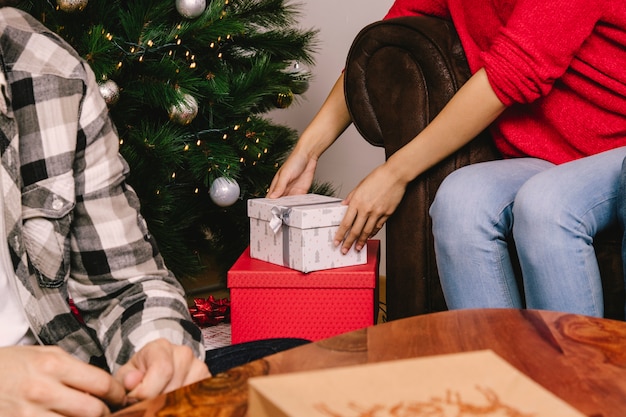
189;296;231;327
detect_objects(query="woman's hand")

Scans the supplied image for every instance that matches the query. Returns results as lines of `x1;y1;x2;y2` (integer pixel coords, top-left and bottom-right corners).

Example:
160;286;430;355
267;149;318;198
0;345;127;417
334;162;407;253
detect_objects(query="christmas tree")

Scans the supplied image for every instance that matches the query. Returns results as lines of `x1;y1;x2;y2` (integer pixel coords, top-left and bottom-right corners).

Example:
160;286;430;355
18;0;325;280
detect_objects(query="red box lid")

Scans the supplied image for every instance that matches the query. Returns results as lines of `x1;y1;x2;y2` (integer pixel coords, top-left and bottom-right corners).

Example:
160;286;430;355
228;240;379;289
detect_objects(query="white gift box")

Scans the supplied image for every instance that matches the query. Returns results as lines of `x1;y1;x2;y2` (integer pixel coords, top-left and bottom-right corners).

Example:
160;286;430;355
247;194;367;273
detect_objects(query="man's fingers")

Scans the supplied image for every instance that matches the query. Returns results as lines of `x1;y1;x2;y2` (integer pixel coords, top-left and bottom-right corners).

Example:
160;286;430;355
59;363;126;409
30;346;126;412
22;376;117;417
123;340;209;401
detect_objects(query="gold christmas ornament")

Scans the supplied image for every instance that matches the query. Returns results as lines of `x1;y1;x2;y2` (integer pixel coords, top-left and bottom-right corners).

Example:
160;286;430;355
169;93;199;125
275;90;294;109
56;0;88;12
98;79;120;106
175;0;207;19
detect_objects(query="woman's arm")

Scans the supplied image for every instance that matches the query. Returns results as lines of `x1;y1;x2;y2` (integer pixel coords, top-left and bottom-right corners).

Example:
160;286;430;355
267;73;352;197
335;68;507;252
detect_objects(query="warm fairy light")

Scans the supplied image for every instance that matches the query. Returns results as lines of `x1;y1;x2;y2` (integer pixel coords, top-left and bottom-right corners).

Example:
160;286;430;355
106;33;113;41
168;50;173;56
218;53;223;59
190;63;196;69
139;55;144;62
117;62;123;69
194;188;199;194
184;144;190;151
210;42;215;48
243;145;249;150
240;157;245;162
234;125;240;130
130;47;136;53
119;139;124;145
147;40;154;47
186;51;190;57
257;153;261;158
177;39;182;45
223;134;228;140
264;148;268;153
196;139;202;146
255;138;260;143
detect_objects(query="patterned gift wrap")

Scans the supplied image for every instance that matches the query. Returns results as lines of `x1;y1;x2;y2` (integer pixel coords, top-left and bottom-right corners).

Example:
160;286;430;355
248;194;367;273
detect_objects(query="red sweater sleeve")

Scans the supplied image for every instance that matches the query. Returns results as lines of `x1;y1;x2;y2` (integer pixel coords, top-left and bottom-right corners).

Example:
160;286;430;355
481;0;604;106
383;0;449;20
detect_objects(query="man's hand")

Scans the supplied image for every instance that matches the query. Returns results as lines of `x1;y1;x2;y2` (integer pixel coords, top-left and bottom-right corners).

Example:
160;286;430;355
0;345;126;417
114;339;210;402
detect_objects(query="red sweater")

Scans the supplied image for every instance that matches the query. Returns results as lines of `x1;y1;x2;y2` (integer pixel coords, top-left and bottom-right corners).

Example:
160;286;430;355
384;0;626;164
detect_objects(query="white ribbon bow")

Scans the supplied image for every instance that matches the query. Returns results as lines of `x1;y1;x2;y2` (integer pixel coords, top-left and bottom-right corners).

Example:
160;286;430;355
269;206;292;234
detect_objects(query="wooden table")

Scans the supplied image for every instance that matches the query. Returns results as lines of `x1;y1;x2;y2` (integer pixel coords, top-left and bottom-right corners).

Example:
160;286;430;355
113;309;626;417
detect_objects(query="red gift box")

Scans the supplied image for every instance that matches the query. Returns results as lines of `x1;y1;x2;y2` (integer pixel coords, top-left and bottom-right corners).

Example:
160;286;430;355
228;240;380;344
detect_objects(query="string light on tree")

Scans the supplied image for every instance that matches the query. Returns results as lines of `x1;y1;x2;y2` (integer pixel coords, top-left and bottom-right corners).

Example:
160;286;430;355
56;0;88;12
209;177;240;207
169;93;199;125
175;0;206;19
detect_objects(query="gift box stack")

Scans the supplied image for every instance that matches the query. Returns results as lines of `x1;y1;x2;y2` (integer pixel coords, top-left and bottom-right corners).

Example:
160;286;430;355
228;194;380;344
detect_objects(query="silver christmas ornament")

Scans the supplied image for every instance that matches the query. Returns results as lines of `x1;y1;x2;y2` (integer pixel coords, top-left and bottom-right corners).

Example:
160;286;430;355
57;0;88;12
169;93;198;125
98;79;120;106
209;177;240;207
175;0;207;19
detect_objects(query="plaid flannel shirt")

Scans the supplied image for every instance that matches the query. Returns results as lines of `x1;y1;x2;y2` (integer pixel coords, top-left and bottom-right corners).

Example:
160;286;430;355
0;8;203;371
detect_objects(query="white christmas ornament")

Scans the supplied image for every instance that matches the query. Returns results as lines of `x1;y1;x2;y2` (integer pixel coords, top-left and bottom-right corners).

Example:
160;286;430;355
57;0;88;12
169;93;198;125
175;0;206;19
98;79;120;106
210;177;240;207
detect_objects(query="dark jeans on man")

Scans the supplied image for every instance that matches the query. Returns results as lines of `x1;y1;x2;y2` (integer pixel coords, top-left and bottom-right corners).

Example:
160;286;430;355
204;338;310;375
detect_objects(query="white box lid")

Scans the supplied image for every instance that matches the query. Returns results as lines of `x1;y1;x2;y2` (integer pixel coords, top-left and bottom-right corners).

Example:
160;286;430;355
248;194;345;230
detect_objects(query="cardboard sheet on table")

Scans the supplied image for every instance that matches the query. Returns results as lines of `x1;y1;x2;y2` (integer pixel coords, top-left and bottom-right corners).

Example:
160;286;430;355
248;350;585;417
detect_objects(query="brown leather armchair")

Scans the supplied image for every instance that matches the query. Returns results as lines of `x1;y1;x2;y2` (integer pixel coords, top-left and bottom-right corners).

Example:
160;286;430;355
343;16;625;321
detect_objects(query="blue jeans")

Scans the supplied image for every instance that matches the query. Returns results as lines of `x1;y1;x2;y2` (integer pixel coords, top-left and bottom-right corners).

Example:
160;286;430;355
430;146;626;317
